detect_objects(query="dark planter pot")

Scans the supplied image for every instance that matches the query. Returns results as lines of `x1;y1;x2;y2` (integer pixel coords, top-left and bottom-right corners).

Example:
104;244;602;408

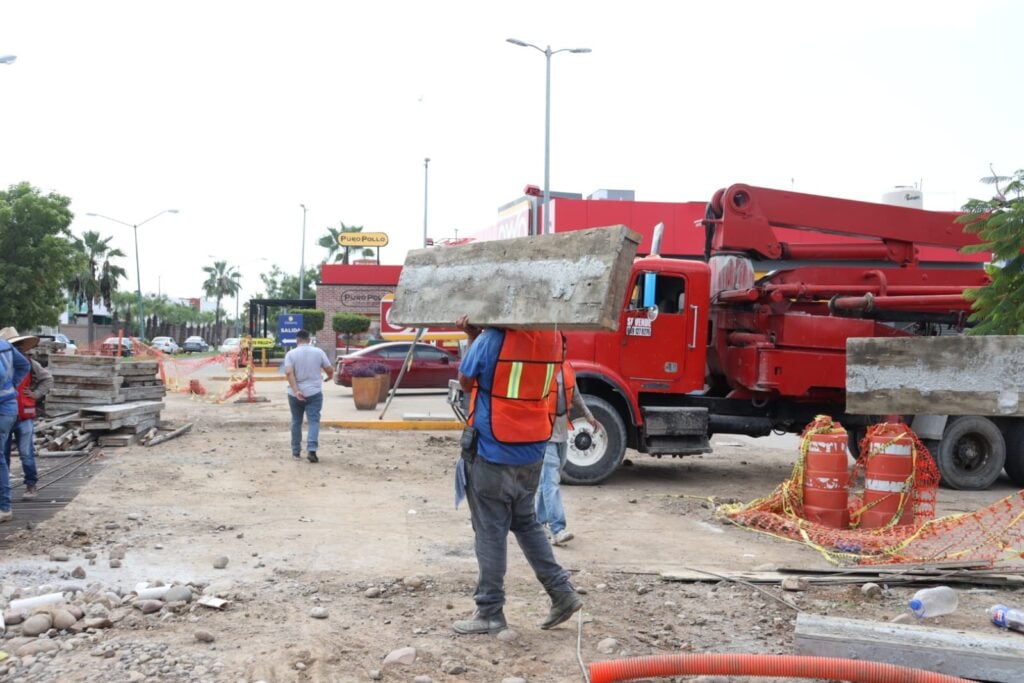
377;373;391;403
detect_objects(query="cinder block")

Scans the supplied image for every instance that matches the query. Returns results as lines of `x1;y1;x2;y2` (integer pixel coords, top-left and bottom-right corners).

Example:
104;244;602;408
389;225;641;331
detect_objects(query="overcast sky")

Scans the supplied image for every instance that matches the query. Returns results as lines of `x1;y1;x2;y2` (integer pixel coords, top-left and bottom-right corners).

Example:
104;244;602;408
2;1;1021;308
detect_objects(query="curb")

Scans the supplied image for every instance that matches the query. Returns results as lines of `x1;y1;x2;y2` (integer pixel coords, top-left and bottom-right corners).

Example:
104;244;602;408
321;420;462;431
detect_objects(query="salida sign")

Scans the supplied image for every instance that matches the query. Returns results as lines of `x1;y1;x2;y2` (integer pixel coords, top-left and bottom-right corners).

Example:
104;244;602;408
277;313;304;346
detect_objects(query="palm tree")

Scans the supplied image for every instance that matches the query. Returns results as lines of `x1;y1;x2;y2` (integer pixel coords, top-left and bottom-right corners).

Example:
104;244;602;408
201;260;241;344
318;222;365;264
68;231;127;346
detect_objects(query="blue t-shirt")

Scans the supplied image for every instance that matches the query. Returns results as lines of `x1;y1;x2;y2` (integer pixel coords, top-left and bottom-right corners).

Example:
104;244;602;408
462;328;547;466
0;340;30;417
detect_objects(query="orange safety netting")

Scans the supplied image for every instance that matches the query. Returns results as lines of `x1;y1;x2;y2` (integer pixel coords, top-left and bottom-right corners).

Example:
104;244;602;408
718;416;1024;566
70;336;260;404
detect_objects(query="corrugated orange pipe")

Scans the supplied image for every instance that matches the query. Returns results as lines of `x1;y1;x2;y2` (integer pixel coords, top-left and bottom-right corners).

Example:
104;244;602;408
589;653;972;683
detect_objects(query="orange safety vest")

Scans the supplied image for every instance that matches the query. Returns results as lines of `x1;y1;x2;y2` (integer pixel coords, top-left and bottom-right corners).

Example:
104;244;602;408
556;363;576;417
470;330;563;444
16;373;36;421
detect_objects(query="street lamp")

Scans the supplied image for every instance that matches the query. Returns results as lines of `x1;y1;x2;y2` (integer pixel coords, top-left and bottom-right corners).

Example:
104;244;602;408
423;158;430;247
299;204;308;300
506;38;591;235
86;209;179;340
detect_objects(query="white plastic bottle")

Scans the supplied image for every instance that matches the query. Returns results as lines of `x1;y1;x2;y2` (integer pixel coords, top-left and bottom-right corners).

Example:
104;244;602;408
987;604;1024;633
909;586;958;618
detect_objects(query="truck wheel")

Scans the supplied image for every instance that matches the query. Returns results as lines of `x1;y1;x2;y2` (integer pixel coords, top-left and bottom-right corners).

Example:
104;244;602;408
1001;422;1024;488
935;416;1006;490
562;395;627;485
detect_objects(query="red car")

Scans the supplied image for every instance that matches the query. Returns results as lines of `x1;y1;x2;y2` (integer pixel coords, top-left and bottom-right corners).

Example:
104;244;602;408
335;342;460;389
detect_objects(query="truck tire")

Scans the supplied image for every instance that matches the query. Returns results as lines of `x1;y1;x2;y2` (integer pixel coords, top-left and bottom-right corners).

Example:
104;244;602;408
935;416;1006;490
562;395;627;485
1001;422;1024;488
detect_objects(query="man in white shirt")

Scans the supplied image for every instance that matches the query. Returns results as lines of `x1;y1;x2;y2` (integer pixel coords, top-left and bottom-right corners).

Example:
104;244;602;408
284;330;334;462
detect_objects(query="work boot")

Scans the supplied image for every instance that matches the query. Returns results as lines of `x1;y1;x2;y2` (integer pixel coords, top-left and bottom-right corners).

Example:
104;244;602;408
540;590;583;630
452;611;507;635
22;486;37;500
0;510;12;523
307;451;319;463
292;452;301;461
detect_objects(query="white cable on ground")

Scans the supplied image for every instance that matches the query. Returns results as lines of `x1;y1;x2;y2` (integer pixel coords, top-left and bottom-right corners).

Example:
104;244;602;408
577;609;591;683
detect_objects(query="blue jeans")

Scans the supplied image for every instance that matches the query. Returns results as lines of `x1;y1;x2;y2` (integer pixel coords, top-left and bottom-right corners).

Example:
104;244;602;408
465;455;573;618
288;392;323;455
0;413;15;512
4;419;38;488
535;441;568;535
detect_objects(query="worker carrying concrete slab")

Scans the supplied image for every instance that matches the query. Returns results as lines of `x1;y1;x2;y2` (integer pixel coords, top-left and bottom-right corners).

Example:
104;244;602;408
451;314;583;635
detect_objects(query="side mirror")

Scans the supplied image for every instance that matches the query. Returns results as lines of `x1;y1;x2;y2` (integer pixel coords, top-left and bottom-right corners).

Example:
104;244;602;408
439;355;450;364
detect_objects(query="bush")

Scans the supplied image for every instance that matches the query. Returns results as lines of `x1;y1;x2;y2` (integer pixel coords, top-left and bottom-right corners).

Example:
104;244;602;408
294;308;325;334
332;312;371;352
351;363;377;378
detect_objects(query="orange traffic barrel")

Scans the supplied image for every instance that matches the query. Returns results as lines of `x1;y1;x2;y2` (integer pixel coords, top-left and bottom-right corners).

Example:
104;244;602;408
802;429;851;529
859;424;915;529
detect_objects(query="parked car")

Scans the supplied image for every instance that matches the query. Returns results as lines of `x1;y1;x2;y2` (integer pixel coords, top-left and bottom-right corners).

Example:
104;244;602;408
218;337;241;354
151;336;180;354
101;337;134;357
335;342;460;389
54;333;77;355
182;336;210;353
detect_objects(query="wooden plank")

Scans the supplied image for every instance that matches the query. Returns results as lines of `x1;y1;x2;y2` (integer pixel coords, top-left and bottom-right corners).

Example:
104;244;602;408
120;387;167;401
51;376;124;388
99;433;138;447
51;387;122;399
49;355;120;367
50;367;120;379
78;401;165;419
389;225;642;330
795;613;1024;682
47;395;125;405
147;422;193;446
847;336;1024;416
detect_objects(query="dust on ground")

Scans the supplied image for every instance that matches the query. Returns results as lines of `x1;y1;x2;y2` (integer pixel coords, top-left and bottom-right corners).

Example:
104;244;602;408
1;392;1022;683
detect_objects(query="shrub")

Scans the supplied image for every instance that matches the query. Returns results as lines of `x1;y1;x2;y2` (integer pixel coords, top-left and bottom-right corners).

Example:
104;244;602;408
294;308;325;334
332;312;371;352
369;363;389;375
351;363;377;378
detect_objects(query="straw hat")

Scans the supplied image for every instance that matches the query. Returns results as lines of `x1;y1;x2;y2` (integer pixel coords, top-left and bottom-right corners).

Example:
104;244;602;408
0;327;40;351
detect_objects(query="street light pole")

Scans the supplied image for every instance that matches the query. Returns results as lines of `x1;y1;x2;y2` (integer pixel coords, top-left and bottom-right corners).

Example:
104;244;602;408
299;204;308;299
86;209;179;340
506;38;591;235
423;158;430;247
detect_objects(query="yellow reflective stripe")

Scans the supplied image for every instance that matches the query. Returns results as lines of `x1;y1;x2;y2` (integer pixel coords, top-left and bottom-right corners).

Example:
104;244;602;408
506;361;524;399
544;363;557;397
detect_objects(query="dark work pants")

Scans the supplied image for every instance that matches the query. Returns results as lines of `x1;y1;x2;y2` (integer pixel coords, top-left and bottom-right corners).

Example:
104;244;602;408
465;455;573;618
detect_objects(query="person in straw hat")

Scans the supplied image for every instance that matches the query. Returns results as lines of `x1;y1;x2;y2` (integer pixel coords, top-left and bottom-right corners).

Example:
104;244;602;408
0;328;52;503
0;327;32;522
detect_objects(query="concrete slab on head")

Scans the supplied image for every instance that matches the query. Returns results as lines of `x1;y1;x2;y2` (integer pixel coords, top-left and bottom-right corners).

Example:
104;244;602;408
389;225;642;331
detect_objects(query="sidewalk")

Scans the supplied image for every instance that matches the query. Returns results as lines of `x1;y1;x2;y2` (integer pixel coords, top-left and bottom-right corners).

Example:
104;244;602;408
225;376;462;430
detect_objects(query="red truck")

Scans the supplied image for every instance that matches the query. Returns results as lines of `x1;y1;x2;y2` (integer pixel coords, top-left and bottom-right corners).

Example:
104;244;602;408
561;184;1008;490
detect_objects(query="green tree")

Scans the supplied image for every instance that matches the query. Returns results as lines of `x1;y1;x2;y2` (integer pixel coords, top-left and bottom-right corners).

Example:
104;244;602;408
258;265;319;299
332;312;370;352
318;222;365;264
294;308;325;335
960;168;1024;335
0;182;78;330
201;260;241;344
68;230;127;345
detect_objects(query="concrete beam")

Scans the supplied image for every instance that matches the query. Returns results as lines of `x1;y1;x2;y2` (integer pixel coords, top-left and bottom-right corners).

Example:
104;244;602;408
389;225;642;330
846;336;1024;416
795;612;1024;682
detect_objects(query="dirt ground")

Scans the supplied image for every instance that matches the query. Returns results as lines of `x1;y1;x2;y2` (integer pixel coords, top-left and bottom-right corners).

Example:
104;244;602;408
2;390;1023;683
